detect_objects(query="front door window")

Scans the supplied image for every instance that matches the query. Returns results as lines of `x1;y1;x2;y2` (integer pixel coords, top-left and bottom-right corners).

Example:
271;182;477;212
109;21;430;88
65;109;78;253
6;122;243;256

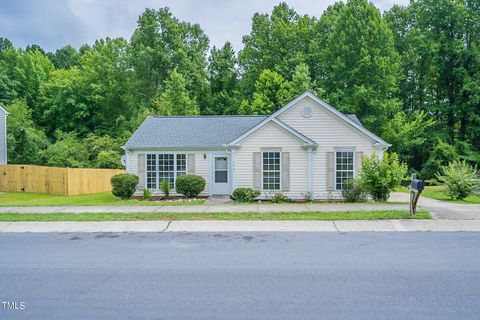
214;157;228;183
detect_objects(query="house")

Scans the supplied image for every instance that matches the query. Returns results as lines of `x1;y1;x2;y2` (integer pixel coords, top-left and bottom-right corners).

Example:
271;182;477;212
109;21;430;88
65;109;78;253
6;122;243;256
0;106;8;165
123;92;390;200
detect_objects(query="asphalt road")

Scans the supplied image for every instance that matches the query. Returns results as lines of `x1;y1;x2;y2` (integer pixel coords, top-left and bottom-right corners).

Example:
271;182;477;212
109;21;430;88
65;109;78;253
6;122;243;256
1;232;479;319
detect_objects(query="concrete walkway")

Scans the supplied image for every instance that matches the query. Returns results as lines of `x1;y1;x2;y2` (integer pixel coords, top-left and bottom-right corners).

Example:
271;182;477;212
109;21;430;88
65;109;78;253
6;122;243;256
1;219;480;232
389;192;480;220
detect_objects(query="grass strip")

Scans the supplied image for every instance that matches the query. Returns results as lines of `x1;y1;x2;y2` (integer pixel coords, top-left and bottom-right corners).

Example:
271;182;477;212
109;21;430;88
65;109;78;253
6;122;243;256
0;210;431;222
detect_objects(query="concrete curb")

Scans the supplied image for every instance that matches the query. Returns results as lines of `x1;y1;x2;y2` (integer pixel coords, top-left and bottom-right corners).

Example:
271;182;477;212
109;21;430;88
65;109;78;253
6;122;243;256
1;220;480;233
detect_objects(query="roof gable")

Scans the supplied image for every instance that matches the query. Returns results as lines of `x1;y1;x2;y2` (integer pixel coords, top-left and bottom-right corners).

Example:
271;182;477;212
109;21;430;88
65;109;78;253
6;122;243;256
228;118;317;147
273;92;389;146
230;92;389;147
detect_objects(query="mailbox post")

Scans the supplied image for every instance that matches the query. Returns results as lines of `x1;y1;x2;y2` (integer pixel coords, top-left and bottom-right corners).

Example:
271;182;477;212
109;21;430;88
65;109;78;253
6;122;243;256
409;174;425;215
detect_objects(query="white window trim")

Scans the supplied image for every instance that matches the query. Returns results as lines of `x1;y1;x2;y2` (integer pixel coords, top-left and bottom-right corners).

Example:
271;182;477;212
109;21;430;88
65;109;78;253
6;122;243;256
261;150;282;192
334;149;355;191
144;152;188;189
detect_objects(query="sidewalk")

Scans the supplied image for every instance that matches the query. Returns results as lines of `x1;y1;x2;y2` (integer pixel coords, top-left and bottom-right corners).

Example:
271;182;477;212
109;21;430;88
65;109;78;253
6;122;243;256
1;219;480;233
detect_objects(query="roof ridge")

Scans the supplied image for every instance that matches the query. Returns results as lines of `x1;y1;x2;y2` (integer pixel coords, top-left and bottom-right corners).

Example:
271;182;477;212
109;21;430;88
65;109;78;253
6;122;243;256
150;115;267;118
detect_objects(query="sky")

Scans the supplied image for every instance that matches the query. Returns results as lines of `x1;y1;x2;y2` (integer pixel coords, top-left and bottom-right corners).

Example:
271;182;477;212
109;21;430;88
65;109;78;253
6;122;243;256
0;0;409;53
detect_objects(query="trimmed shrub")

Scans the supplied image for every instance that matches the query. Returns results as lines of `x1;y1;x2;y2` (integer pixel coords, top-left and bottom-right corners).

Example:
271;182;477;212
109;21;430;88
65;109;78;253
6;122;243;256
230;188;260;202
342;179;367;203
435;160;479;200
175;174;205;197
143;188;151;200
160;179;172;198
359;153;407;202
110;173;139;199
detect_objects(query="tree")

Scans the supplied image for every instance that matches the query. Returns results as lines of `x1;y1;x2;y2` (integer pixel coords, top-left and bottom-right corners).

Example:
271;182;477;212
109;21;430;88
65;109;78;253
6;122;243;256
382;111;435;167
314;0;401;131
80;38;134;135
239;69;291;115
49;45;80;69
239;2;315;97
151;69;199;115
40;67;89;135
288;63;318;98
1;48;54;119
386;0;480;154
5;99;48;165
129;8;209;110
206;42;239;114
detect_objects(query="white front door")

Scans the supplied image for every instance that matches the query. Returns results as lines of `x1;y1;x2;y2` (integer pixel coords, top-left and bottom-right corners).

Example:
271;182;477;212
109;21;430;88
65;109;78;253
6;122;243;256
212;155;230;195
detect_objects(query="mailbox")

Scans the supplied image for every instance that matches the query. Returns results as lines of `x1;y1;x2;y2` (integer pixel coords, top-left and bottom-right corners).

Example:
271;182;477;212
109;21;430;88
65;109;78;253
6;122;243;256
410;179;425;192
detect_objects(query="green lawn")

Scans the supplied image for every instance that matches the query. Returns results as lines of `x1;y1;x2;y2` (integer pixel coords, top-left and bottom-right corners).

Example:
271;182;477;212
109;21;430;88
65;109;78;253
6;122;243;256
0;210;431;221
397;185;480;204
0;192;205;207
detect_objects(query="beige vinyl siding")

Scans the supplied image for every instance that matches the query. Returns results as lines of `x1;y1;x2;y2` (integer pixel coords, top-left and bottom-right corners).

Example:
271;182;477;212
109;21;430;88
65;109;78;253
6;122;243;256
125;150;210;197
235;122;308;199
278;96;379;199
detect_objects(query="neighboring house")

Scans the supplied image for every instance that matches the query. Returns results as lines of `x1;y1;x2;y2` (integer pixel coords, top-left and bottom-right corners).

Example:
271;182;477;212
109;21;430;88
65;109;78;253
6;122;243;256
123;92;390;200
0;106;8;165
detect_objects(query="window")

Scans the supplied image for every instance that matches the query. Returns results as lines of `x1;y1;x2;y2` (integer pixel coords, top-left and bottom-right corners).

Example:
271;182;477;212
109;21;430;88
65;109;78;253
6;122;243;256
146;154;157;189
176;154;187;177
158;154;175;186
262;151;281;190
335;151;354;190
214;157;228;183
145;153;187;188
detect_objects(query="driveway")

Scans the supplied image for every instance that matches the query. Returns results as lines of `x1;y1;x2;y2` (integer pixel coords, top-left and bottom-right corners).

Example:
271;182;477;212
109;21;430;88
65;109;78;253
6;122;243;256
389;192;480;220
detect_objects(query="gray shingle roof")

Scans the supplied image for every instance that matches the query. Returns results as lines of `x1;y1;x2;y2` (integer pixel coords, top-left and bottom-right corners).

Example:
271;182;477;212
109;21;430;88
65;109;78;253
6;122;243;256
124;115;267;149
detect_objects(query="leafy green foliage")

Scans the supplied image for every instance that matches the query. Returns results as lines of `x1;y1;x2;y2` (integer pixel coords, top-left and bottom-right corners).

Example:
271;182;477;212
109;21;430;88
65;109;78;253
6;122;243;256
359;153;408;201
151;69;199;115
206;42;240;114
435;160;479;200
175;174;206;197
143;188;152;200
110;173;139;199
420;140;459;182
239;69;291;114
6;99;48;164
382;111;435;166
230;188;261;202
268;192;292;203
160;179;172;198
42;131;89;168
314;0;401;131
341;179;367;203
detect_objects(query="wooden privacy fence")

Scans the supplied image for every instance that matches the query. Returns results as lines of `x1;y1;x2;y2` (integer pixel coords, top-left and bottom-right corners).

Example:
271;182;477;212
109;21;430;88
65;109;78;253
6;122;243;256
0;165;125;195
